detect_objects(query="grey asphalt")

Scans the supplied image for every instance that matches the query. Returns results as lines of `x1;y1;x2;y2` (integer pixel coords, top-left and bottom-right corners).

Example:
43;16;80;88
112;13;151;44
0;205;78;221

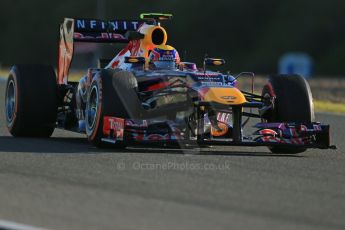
0;81;344;230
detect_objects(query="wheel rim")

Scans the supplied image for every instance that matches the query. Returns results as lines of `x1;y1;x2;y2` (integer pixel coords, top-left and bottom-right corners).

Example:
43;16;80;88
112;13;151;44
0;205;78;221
5;79;16;125
87;85;99;129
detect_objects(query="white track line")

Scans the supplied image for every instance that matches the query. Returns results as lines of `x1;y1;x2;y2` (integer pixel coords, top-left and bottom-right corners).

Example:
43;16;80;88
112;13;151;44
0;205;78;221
0;219;48;230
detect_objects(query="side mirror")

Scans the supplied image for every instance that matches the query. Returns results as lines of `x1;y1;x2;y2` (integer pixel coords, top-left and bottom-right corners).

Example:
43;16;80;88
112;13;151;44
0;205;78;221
124;56;146;64
204;58;226;66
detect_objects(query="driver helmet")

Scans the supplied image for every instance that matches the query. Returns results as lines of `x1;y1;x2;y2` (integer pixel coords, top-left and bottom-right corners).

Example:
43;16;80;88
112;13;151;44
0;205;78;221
149;45;180;69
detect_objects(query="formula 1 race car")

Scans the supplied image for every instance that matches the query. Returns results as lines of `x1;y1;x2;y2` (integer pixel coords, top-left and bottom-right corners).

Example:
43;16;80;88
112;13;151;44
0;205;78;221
4;13;335;153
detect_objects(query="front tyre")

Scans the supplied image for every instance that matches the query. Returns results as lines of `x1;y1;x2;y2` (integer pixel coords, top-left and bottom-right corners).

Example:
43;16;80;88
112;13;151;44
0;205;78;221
262;74;315;154
85;69;141;148
85;77;111;147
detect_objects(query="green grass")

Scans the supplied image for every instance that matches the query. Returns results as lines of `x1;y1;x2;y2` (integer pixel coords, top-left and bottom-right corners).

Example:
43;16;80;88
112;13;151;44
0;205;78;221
0;68;83;82
1;68;344;115
314;100;345;114
0;68;10;78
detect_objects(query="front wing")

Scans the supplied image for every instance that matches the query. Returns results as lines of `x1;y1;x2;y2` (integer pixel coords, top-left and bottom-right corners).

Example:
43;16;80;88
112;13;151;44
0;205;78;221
101;116;335;150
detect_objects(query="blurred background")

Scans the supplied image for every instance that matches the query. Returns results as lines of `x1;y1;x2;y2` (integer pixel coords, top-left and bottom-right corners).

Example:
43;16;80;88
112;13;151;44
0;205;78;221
0;0;345;76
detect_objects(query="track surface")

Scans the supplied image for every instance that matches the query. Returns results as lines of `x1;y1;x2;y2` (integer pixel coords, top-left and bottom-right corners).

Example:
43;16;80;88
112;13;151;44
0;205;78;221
0;81;344;230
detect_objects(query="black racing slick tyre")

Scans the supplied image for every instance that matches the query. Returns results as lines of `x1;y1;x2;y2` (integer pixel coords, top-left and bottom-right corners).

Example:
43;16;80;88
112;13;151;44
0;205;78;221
262;74;315;154
85;69;143;148
5;65;57;137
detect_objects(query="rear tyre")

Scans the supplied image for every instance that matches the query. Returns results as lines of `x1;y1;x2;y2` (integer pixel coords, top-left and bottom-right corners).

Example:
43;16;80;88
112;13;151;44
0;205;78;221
5;65;57;137
85;69;143;148
262;74;314;154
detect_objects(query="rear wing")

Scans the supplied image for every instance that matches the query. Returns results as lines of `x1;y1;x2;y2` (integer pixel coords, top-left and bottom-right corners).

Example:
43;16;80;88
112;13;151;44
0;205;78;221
58;18;145;84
